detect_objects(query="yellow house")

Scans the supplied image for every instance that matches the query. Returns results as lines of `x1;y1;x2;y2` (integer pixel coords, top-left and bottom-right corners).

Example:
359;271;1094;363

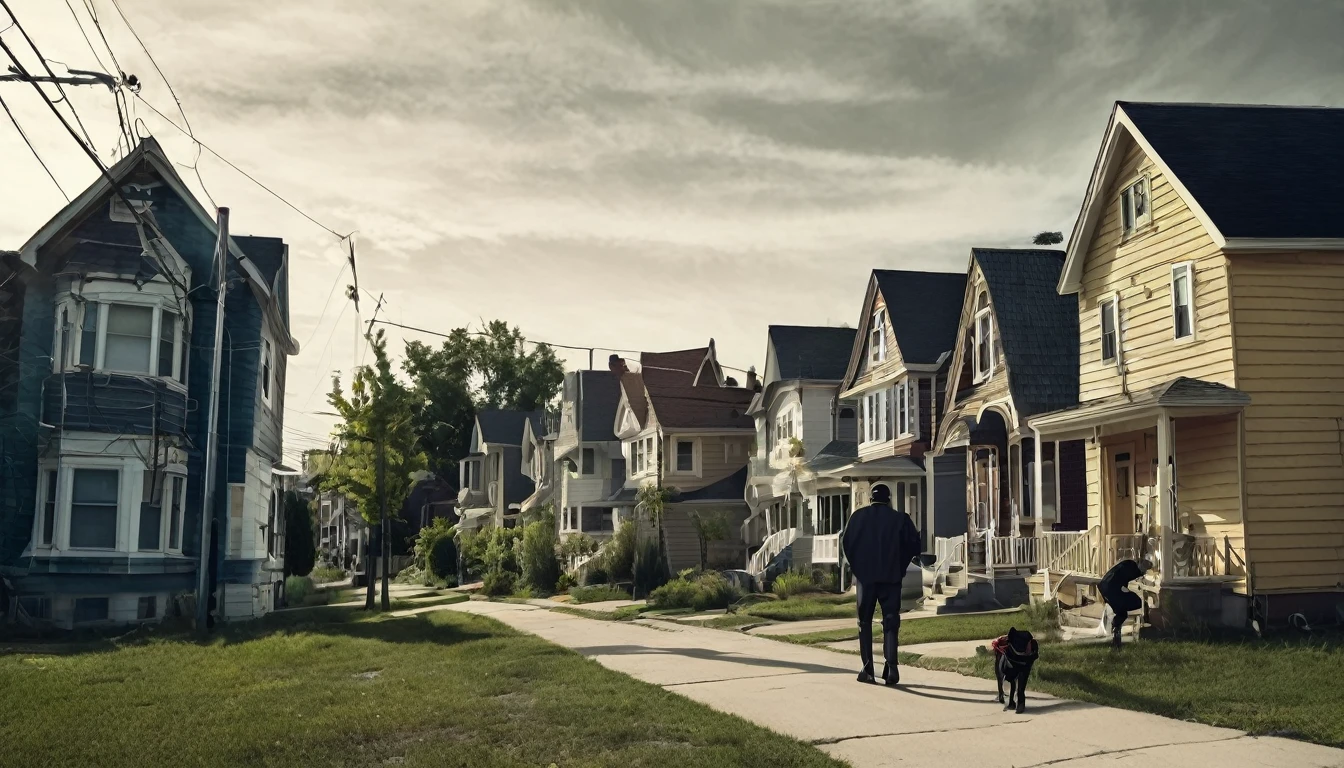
1029;102;1344;626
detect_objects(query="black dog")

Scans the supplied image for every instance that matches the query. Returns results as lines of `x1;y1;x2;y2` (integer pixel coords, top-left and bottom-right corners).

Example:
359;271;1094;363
992;627;1039;713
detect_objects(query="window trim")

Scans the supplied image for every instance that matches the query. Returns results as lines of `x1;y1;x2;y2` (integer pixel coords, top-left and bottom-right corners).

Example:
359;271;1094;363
1119;175;1152;239
56;295;186;384
869;307;887;364
1099;294;1122;369
67;466;122;552
860;388;891;446
165;473;186;553
1170;261;1196;343
895;377;918;439
260;334;275;408
972;291;994;383
670;437;700;476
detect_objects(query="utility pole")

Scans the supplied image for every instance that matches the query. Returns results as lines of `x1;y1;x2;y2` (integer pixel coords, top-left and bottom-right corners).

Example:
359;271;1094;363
196;207;229;633
378;434;390;611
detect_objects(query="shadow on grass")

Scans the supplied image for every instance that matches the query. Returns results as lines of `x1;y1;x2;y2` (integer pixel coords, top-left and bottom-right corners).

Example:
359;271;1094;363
570;644;852;675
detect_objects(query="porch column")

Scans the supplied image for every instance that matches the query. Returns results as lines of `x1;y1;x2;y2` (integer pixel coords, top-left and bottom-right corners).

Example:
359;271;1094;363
1156;408;1173;582
1031;426;1044;528
924;455;936;551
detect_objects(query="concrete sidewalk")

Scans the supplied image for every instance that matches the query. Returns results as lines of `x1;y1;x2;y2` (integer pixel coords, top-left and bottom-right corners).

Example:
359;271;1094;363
446;601;1344;768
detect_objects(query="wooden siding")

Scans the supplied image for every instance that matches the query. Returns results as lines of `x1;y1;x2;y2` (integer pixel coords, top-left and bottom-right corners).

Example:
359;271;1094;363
1174;415;1242;539
847;290;906;393
799;387;835;458
663;506;749;572
1077;138;1234;401
1229;253;1344;594
662;433;752;491
937;261;1014;449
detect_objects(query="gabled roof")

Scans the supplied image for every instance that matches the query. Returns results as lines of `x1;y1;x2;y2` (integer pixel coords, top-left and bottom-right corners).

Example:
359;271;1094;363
842;269;965;389
16;137;298;352
972;248;1078;418
641;347;709;387
578;370;622;442
476;409;543;446
768;325;856;381
1061;101;1344;293
645;384;755;430
617;371;649;427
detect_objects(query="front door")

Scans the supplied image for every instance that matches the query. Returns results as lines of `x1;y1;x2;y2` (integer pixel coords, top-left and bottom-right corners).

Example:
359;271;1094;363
971;447;999;534
1105;444;1136;536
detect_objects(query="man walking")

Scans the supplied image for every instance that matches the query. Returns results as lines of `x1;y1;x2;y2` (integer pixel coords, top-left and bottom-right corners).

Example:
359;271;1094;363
841;483;921;686
1098;557;1151;648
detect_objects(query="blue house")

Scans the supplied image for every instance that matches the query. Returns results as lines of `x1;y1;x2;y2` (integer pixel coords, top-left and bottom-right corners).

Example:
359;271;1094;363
0;138;298;628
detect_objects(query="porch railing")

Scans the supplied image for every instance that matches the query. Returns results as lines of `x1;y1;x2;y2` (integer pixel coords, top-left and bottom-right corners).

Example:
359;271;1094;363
1173;534;1246;579
929;534;967;591
988;533;1037;569
812;533;840;564
748;527;798;577
1104;534;1147;573
1042;527;1100;576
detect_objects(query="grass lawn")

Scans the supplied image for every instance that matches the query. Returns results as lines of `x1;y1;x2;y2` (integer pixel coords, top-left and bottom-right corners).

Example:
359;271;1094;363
911;630;1344;748
779;608;1042;647
737;594;856;622
1;606;843;767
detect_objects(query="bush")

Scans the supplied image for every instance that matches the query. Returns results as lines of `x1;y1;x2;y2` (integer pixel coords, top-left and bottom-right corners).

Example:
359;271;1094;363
310;566;345;583
459;530;489;580
283;493;316;577
429;536;458;582
558;533;599;565
394;563;428;585
603;519;636;581
519;509;561;593
632;536;668;598
648;571;741;611
414;517;458;581
569;585;631;604
481;526;523;578
556;572;577;593
481;570;516;597
581;566;610;586
285;575;315;605
772;571;823;598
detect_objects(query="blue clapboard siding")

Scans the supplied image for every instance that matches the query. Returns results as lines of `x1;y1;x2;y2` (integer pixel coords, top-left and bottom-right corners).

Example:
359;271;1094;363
41;373;188;437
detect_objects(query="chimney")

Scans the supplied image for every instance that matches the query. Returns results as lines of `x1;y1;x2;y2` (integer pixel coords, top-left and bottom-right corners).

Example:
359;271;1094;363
608;354;628;376
745;365;759;392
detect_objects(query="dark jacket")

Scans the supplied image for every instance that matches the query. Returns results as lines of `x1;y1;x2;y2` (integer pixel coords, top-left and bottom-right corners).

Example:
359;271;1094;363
1099;558;1143;596
841;503;921;586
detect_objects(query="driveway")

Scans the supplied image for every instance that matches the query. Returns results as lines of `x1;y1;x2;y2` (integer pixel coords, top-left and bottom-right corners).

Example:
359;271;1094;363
447;601;1344;768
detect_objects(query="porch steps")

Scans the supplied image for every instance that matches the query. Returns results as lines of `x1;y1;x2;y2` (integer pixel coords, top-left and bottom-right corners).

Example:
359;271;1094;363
923;565;999;613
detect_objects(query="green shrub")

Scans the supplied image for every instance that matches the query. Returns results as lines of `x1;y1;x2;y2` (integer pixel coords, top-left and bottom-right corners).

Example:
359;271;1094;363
481;570;516;597
519;508;561;593
603;519;636;581
481;526;522;577
649;571;741;611
772;571;822;598
558;533;599;564
581;566;610;586
429;536;458;582
556;572;577;593
310;566;345;583
569;585;631;604
394;563;428;585
459;530;490;580
284;575;315;605
631;536;668;598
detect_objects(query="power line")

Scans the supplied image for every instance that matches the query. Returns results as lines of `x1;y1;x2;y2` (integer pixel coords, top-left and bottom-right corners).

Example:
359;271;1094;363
62;0;130;154
0;0;100;153
0;90;68;200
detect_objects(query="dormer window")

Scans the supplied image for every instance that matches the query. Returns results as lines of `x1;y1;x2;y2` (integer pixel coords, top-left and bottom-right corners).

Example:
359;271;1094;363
57;299;185;382
869;307;887;364
1120;177;1151;236
973;291;993;382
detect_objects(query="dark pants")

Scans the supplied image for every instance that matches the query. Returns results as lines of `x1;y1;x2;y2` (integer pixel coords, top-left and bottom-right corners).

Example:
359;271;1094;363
1102;588;1142;637
856;581;901;674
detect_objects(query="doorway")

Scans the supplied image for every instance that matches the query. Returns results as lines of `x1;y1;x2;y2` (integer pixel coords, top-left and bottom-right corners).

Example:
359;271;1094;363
1105;444;1136;536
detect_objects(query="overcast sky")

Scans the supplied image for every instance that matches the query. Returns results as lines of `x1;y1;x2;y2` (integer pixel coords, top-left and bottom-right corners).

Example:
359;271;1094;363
4;0;1344;465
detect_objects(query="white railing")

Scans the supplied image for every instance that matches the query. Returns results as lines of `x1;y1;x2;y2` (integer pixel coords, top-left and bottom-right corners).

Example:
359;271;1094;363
989;535;1038;568
748;527;799;576
812;533;840;564
1172;534;1245;579
934;535;967;569
1042;527;1099;576
1104;534;1147;573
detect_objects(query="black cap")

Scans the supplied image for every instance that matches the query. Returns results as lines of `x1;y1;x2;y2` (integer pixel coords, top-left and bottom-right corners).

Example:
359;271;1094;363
870;484;891;504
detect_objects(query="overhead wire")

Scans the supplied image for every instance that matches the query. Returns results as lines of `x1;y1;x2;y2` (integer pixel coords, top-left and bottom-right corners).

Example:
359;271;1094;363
0;0;99;153
61;0;130;154
0;90;69;200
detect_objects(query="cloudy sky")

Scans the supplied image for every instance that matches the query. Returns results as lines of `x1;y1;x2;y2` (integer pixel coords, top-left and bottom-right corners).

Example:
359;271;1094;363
4;0;1344;464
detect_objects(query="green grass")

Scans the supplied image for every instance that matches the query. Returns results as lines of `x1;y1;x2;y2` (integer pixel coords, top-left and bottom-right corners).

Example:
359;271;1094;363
909;630;1344;748
568;585;633;604
779;608;1043;647
738;595;856;622
1;605;843;767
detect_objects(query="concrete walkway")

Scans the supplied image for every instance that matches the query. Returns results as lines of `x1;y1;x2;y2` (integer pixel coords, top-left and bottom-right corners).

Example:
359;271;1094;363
445;600;1344;768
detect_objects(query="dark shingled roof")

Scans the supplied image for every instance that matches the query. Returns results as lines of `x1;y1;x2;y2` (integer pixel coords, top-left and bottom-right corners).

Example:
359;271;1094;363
770;325;856;381
645;384;755;430
236;235;288;328
673;467;748;503
640;347;708;387
1122;102;1344;240
872;270;967;365
973;248;1079;417
579;370;622;442
476;409;543;446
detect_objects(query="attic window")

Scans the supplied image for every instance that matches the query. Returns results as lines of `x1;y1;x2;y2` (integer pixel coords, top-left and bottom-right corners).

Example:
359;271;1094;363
1120;177;1150;236
869;308;886;364
973;291;993;382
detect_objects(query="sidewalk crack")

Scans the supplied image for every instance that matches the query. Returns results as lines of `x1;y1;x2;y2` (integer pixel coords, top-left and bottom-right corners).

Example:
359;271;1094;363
1012;734;1245;767
810;719;1030;746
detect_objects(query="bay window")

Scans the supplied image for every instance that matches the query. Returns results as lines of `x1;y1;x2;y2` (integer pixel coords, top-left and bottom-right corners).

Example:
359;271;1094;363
55;299;185;382
69;468;119;550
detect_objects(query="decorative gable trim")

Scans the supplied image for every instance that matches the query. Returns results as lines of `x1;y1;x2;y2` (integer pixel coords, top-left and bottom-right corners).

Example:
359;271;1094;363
691;339;725;387
840;273;883;391
1059;103;1225;295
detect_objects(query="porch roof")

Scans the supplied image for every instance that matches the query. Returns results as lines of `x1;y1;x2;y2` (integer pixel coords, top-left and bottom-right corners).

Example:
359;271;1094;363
1028;377;1250;437
817;454;925;479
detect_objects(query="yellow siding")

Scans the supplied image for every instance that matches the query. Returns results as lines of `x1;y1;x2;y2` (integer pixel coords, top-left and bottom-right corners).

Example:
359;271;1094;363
1229;253;1344;594
1173;415;1242;542
1077;139;1235;401
1085;439;1101;529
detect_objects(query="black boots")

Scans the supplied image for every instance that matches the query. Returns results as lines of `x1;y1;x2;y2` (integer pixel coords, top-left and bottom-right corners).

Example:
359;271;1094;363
882;663;899;687
857;666;877;684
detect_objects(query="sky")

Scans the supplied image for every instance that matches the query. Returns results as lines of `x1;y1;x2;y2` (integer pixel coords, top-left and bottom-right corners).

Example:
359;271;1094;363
3;0;1344;466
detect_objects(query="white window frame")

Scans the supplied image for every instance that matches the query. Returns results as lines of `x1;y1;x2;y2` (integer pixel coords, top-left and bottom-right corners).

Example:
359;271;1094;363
860;388;891;446
164;472;187;553
671;438;700;476
869;307;887;364
1119;175;1152;238
36;467;59;548
973;291;993;383
1099;294;1122;369
260;334;275;408
896;377;918;438
1170;262;1196;342
62;462;125;552
56;297;186;384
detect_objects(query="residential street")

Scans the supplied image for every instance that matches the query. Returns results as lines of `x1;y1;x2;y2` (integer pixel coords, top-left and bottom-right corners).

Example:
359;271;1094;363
448;601;1344;768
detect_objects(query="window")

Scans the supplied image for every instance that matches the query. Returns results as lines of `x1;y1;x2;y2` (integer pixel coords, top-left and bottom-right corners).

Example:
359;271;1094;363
1100;297;1120;366
675;440;695;472
581;448;595;475
167;475;184;551
895;378;917;437
1171;263;1194;340
39;470;57;547
73;597;109;624
775;409;796;444
158;311;178;377
18;596;50;620
267;489;279;557
53;306;71;372
261;337;274;406
816;493;851;535
861;388;890;444
869;307;887;363
973;291;993;381
138;596;157;620
1120;177;1151;236
69;469;119;549
78;302;98;367
645;437;656;472
138;477;162;551
104;304;154;374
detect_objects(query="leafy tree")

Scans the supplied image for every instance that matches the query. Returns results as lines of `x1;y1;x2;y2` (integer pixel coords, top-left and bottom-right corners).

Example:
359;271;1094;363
1032;231;1064;245
282;491;316;577
323;330;427;610
403;320;564;481
689;509;732;571
519;506;561;593
633;484;676;598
